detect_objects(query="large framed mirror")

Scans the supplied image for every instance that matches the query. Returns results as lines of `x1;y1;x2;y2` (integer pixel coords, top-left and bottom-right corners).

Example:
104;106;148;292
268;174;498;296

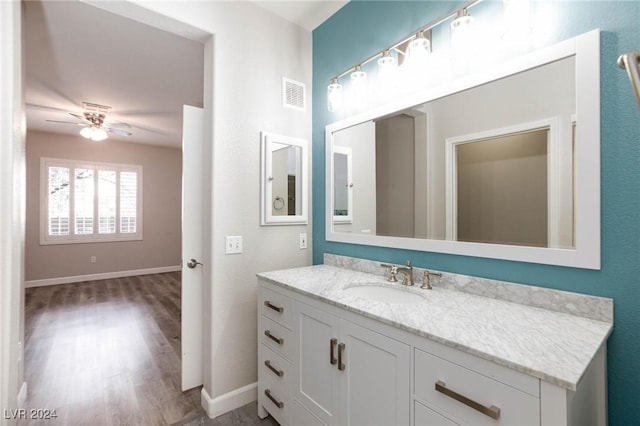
326;29;600;269
261;132;308;225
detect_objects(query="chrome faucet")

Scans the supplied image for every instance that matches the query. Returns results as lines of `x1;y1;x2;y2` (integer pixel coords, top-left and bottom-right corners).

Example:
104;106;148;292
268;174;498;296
422;270;442;290
396;260;414;286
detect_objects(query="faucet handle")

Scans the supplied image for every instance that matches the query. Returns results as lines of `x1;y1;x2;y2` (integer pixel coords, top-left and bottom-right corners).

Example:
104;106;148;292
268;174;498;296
381;263;399;282
422;270;442;290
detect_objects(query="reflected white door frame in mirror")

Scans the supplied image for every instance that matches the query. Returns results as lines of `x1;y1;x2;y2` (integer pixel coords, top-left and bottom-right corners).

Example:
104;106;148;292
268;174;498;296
261;132;309;225
333;146;353;224
444;117;566;248
325;29;600;269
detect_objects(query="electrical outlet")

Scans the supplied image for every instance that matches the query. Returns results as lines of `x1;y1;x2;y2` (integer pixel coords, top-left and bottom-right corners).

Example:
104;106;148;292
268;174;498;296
90;256;97;264
225;236;243;254
299;233;308;249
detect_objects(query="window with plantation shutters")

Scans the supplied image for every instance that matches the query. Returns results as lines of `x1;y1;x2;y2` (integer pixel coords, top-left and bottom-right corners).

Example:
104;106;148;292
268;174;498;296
40;158;143;244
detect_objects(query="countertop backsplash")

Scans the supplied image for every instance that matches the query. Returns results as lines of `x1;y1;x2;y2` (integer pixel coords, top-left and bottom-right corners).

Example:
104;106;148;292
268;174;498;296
324;253;613;323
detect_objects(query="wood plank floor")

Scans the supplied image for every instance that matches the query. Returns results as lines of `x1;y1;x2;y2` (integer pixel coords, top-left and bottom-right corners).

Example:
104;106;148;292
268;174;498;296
21;272;203;425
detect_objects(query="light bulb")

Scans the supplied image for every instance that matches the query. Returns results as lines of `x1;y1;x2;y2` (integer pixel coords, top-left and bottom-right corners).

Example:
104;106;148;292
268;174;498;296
403;31;432;91
327;78;343;112
451;12;477;75
377;50;396;71
406;32;431;67
451;15;476;52
80;127;92;139
376;50;398;102
350;65;368;111
91;127;108;141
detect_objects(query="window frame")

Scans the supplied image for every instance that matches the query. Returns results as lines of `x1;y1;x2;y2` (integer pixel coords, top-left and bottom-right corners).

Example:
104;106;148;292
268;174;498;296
40;157;143;245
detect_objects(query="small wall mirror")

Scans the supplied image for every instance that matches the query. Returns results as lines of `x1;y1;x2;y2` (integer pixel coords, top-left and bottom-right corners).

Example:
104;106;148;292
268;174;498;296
261;132;308;225
326;29;600;269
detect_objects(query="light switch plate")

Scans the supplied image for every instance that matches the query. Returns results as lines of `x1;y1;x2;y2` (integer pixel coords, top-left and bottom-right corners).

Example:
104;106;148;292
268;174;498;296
226;236;243;254
299;233;307;249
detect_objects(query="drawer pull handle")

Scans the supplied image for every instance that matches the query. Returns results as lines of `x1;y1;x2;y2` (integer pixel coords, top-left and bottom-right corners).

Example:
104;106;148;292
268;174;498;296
435;380;501;420
338;342;346;371
330;338;338;365
264;360;284;377
264;300;284;313
265;389;284;409
264;330;284;345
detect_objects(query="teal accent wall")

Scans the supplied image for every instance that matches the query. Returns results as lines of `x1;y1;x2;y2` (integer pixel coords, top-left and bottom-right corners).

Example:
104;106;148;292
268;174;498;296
312;1;640;424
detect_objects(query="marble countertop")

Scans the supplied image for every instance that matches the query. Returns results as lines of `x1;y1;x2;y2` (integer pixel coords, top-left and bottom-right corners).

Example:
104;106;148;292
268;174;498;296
257;264;613;391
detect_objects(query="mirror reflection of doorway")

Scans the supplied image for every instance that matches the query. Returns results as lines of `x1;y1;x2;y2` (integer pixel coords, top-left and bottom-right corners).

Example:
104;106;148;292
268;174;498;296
455;128;549;247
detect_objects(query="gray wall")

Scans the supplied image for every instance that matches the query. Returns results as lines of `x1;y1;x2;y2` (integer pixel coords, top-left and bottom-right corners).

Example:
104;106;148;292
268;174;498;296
376;114;415;237
456;130;548;247
25;130;182;282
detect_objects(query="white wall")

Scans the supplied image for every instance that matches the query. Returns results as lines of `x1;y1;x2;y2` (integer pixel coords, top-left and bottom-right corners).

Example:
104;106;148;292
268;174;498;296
0;0;25;421
120;0;313;414
1;0;313;418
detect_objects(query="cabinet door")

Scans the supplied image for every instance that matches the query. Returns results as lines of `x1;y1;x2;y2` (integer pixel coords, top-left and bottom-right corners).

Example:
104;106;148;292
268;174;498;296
295;303;341;425
339;320;411;426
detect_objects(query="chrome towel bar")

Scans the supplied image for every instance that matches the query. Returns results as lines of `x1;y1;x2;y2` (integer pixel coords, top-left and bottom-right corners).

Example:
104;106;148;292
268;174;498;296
618;50;640;108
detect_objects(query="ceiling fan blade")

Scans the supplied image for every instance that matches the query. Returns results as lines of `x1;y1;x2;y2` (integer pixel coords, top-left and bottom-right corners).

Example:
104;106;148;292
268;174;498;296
106;127;133;137
69;112;89;122
106;122;132;129
46;120;88;126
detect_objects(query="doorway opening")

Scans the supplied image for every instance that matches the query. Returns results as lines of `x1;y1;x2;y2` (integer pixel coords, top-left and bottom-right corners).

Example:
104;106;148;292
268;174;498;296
22;1;208;423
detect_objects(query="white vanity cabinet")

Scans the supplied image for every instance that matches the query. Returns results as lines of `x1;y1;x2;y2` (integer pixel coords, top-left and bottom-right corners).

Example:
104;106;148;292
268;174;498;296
258;280;410;426
257;275;609;426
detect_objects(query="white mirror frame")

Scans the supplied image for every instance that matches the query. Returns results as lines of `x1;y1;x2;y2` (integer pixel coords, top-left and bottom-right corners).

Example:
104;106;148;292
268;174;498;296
325;29;600;269
261;131;309;225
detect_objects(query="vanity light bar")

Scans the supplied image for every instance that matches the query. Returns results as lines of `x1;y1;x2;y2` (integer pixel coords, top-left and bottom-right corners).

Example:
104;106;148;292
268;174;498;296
328;0;482;84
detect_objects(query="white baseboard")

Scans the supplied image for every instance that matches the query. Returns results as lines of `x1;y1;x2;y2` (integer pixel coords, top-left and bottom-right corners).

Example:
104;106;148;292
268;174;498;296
25;265;181;288
201;382;257;419
17;382;27;409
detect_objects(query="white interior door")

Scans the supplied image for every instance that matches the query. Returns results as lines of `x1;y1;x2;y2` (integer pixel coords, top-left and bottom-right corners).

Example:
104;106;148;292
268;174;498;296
181;105;204;391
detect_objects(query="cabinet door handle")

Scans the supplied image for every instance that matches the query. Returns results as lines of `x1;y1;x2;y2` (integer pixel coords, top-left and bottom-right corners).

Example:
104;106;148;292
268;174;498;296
330;338;338;365
264;330;284;345
264;389;284;409
264;300;284;313
264;360;284;377
435;380;501;420
338;342;346;371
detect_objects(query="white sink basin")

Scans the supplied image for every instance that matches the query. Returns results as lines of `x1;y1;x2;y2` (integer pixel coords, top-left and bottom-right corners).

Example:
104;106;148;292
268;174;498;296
342;282;427;304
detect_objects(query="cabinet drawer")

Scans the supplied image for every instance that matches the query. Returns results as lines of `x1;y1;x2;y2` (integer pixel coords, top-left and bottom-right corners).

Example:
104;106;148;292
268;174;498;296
260;315;294;361
259;285;293;329
260;343;291;388
260;369;292;426
414;400;459;426
414;349;539;425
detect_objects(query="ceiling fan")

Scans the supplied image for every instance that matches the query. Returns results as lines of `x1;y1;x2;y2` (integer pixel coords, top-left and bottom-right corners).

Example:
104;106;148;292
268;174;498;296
46;102;133;141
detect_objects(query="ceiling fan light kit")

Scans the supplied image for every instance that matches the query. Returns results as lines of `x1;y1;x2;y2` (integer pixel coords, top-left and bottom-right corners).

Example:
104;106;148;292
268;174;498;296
46;101;133;141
